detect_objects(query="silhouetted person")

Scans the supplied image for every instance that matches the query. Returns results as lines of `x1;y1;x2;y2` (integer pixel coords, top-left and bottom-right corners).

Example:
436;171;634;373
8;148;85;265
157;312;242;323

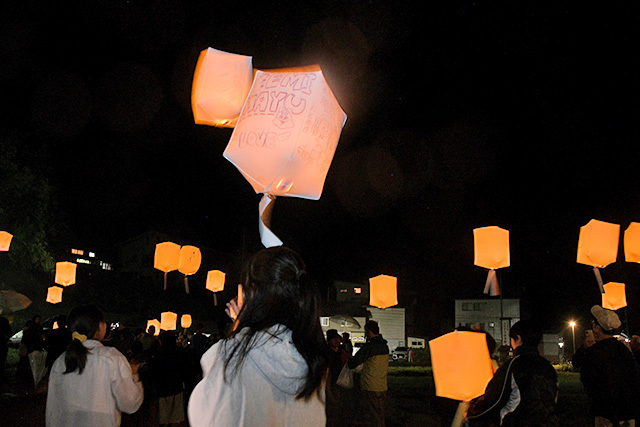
581;305;640;426
467;320;559;426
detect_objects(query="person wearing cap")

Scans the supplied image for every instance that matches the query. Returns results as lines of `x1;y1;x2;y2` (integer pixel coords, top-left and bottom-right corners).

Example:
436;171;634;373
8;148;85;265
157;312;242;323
580;305;640;427
466;319;559;426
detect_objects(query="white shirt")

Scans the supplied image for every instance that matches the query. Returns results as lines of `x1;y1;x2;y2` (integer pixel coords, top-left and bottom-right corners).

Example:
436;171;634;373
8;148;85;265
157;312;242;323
46;339;143;427
188;325;325;427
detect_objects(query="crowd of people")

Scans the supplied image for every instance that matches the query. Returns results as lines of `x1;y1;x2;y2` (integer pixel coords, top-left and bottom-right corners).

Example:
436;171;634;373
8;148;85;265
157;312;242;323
2;246;640;426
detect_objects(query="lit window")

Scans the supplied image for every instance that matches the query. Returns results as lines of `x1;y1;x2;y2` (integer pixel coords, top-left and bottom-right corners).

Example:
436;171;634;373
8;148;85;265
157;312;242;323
354;287;361;294
89;252;95;258
71;249;84;255
320;317;329;327
340;289;348;293
76;258;91;264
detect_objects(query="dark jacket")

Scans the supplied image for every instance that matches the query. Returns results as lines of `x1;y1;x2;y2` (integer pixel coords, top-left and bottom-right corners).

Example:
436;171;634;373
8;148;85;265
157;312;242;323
467;346;559;426
580;337;640;423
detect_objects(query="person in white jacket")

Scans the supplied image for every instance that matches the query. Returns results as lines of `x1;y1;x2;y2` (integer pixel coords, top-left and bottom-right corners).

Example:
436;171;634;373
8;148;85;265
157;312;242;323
188;246;328;426
46;305;143;427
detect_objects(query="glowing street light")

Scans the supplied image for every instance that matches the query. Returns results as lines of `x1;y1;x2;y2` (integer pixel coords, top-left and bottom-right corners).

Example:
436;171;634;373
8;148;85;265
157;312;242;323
569;321;576;355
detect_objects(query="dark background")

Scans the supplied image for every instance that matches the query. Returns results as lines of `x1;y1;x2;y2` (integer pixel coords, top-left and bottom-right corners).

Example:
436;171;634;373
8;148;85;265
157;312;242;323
2;1;640;340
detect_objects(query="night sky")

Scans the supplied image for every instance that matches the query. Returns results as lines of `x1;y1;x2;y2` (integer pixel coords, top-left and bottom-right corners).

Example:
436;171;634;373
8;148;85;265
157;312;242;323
2;1;640;338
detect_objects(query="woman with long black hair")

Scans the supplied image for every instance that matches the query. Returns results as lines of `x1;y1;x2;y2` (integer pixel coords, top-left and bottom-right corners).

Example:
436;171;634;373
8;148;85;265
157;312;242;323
188;246;329;426
46;305;143;426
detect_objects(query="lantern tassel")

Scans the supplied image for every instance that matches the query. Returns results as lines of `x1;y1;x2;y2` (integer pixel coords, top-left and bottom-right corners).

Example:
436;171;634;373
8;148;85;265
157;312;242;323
258;194;283;248
184;276;190;294
483;269;500;296
164;272;168;291
593;267;604;293
213;292;218;306
451;401;470;427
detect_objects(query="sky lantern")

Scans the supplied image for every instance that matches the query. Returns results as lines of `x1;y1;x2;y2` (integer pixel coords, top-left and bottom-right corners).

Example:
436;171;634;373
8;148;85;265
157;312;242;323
191;47;254;128
624;222;640;263
0;231;13;251
369;274;398;309
46;286;63;304
160;312;178;331
429;330;494;402
577;219;620;292
224;65;347;247
602;282;627;311
206;270;225;305
473;226;510;296
55;261;77;287
178;245;201;294
181;314;192;329
154;242;181;291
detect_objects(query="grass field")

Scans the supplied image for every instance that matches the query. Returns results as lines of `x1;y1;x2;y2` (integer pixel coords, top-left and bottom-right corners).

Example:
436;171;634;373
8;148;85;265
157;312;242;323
385;365;590;426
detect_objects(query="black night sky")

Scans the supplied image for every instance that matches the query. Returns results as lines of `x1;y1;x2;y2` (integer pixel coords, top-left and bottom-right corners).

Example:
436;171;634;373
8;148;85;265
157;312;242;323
2;1;640;339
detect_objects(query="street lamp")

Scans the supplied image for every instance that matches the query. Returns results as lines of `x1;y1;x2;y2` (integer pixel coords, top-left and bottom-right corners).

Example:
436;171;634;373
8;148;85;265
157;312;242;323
569;321;576;355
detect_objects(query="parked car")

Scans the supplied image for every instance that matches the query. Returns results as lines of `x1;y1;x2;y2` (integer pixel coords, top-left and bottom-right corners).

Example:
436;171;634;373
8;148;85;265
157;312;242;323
391;346;411;361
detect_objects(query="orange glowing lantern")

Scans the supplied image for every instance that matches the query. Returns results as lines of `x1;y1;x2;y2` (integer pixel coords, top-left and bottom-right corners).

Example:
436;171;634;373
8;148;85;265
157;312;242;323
577;219;620;292
55;261;77;287
0;231;13;251
154;242;181;291
602;282;627;310
146;319;161;336
160;312;178;331
46;286;63;304
624;222;640;263
429;330;494;402
206;270;226;305
224;65;347;247
178;245;201;294
191;47;254;128
369;275;398;309
181;314;192;329
473;226;510;296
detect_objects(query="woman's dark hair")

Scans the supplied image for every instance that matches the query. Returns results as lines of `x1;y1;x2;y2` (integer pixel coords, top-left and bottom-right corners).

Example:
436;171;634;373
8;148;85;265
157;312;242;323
64;305;105;374
223;246;328;399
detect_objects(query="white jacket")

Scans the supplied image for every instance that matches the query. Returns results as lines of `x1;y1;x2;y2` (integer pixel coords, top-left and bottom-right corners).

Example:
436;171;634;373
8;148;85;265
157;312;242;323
188;325;325;427
46;340;143;427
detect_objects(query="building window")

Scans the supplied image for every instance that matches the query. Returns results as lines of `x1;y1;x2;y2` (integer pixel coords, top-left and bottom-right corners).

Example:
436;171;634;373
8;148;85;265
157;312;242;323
89;252;95;258
462;303;471;311
320;317;329;327
473;303;482;311
340;289;348;293
354;287;361;294
76;258;91;264
71;249;83;255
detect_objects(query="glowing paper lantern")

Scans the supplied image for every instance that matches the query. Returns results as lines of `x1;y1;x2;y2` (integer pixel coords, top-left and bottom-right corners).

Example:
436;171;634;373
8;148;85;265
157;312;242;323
429;330;494;402
473;226;510;296
602;282;627;310
369;275;398;309
577;219;620;292
46;286;63;304
206;270;226;305
192;47;254;128
224;65;347;247
624;222;640;263
0;231;13;251
55;261;77;287
181;314;192;329
178;245;201;294
154;242;181;290
147;319;161;336
160;312;177;331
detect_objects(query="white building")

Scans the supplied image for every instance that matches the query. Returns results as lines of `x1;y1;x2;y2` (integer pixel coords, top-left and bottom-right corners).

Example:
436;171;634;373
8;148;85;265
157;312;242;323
455;299;520;346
